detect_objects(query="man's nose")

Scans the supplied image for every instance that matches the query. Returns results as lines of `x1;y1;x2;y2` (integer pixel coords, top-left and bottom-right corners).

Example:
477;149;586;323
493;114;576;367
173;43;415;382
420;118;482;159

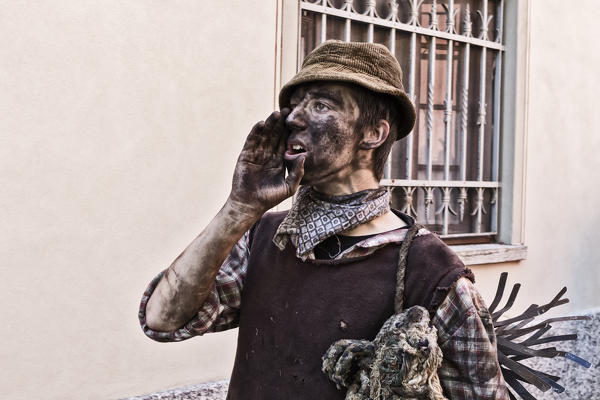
285;104;307;131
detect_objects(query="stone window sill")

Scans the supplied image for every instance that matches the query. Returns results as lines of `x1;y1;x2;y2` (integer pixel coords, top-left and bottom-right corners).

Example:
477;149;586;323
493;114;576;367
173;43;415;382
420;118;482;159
450;243;528;266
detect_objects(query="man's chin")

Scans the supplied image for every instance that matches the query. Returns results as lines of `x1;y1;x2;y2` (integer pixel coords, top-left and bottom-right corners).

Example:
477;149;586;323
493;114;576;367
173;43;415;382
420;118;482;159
285;159;313;185
299;171;323;187
298;175;311;186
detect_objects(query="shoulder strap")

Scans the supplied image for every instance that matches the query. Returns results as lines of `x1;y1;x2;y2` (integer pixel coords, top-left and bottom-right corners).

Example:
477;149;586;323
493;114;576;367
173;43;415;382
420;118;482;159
394;223;423;314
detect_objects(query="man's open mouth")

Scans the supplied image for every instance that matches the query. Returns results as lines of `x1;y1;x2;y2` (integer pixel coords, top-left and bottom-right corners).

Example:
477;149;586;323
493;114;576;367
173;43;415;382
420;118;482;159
284;140;308;161
287;144;307;155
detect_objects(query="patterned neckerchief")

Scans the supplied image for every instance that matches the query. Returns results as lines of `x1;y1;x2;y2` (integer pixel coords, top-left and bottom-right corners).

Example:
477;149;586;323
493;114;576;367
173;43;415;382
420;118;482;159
272;185;391;260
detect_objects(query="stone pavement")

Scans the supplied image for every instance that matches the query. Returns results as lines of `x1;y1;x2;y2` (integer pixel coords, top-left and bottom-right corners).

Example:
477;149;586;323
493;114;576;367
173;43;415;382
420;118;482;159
522;311;599;400
123;380;228;400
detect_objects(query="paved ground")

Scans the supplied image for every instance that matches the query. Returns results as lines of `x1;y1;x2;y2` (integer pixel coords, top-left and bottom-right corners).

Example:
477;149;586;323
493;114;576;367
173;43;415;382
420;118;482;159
125;311;599;400
123;380;228;400
522;312;599;400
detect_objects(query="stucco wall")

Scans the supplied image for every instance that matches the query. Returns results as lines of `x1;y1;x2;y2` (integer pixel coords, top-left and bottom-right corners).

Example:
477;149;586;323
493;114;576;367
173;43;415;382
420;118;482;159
0;1;280;399
1;1;599;399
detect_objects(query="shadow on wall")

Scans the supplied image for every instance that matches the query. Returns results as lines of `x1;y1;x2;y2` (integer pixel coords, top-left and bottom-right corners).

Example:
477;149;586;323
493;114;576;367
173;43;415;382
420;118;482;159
565;215;600;314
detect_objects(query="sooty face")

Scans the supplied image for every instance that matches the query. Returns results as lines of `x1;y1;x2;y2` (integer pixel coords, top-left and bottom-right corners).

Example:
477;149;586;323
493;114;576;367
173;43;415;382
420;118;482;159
284;83;363;188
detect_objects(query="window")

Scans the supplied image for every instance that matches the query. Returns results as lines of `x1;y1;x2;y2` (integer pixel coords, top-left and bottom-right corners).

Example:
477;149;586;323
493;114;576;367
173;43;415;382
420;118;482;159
299;0;505;242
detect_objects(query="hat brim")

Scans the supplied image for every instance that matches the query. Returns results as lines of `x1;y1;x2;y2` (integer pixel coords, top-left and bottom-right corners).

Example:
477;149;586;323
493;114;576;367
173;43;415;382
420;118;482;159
279;65;416;140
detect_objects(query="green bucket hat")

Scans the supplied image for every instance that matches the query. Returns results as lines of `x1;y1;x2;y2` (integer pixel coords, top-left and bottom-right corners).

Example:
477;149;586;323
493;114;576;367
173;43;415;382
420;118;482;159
279;40;416;139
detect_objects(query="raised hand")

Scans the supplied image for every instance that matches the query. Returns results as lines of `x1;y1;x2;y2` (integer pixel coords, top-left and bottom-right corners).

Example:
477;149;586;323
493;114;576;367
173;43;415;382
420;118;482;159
228;108;305;217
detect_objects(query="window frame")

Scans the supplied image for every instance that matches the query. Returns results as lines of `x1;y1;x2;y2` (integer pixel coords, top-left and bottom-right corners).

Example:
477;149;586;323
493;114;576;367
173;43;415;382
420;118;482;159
276;0;530;264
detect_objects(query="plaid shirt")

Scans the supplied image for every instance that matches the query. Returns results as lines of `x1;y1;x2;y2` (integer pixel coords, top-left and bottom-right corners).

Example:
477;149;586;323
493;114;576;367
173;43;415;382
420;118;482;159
139;228;509;400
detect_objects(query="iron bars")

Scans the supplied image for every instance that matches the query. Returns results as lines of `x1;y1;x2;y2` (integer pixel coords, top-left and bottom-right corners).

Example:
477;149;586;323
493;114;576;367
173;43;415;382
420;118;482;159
299;0;504;239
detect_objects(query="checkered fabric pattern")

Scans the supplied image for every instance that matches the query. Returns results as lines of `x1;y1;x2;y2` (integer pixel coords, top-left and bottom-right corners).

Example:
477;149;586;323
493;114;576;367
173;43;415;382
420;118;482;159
138;231;250;342
434;278;509;399
273;185;390;259
139;228;508;399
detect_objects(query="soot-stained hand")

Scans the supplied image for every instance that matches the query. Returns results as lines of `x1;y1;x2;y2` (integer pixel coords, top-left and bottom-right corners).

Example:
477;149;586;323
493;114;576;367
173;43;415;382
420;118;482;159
228;108;305;217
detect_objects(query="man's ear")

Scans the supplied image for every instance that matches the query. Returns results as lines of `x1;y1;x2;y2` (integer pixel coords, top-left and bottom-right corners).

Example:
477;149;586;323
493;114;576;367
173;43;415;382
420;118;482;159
359;119;390;150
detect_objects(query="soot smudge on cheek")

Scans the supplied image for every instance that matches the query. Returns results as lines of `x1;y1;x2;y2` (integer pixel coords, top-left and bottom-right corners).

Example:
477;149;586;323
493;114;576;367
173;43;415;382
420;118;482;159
316;116;355;155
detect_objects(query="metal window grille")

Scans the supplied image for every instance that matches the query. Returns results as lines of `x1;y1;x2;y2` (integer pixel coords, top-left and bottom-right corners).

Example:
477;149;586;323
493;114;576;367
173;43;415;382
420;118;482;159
299;0;504;240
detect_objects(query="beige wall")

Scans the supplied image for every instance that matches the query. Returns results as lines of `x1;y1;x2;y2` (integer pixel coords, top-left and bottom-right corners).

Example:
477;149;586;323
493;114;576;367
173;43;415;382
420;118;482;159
1;1;282;398
2;0;599;399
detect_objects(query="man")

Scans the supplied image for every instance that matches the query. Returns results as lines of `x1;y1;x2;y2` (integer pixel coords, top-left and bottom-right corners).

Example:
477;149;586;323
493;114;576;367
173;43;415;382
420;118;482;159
139;41;509;399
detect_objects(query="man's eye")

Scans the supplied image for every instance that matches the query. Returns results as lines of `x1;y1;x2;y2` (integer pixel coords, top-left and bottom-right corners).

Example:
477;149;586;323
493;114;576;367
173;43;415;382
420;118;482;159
314;101;329;112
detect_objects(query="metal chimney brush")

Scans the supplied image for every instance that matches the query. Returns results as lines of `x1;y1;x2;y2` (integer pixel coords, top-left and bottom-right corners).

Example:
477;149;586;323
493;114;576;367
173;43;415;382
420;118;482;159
490;272;592;400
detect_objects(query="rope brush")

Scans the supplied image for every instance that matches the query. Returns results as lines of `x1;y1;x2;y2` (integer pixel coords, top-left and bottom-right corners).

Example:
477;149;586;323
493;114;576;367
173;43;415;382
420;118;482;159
490;272;592;400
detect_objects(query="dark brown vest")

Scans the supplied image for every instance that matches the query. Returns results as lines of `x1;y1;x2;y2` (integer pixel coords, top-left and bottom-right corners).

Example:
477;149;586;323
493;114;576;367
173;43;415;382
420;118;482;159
227;211;472;400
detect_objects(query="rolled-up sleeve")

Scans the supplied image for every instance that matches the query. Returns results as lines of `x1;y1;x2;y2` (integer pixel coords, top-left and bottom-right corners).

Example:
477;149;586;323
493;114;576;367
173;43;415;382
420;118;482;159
138;231;250;342
433;277;510;400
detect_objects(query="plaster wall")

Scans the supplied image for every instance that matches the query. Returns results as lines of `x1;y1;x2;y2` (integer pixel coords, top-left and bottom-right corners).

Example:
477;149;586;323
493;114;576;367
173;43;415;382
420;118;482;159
0;1;281;398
